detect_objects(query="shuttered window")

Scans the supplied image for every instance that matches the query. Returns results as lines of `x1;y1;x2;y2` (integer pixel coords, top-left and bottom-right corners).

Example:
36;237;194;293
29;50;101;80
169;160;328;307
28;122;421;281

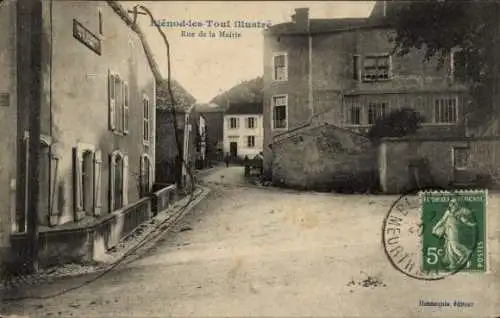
273;53;288;81
143;96;150;143
109;70;129;135
140;154;152;197
110;151;128;211
108;71;116;131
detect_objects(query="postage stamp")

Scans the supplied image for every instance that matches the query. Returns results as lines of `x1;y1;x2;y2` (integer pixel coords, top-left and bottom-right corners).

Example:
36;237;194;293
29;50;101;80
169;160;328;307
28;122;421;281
382;188;488;280
420;190;487;273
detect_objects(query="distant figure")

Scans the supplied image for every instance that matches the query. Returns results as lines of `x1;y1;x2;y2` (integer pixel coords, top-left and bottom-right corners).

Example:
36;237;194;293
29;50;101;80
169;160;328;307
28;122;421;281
224;153;230;168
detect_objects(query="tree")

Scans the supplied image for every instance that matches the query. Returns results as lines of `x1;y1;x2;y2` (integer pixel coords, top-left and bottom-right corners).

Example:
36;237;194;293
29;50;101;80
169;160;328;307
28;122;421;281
389;1;497;84
367;108;425;145
210;76;263;107
388;1;500;127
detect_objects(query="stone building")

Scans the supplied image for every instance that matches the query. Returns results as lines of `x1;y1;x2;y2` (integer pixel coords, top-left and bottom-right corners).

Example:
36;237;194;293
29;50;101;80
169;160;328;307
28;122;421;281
155;81;207;187
0;0;159;264
262;2;470;187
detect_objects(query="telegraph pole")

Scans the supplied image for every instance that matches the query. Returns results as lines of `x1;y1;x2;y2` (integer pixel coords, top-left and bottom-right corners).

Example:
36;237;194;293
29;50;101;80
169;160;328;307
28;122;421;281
26;0;43;273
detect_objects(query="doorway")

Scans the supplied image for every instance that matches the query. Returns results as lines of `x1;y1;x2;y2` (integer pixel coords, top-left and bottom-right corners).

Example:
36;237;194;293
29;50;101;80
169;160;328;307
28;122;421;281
230;142;238;158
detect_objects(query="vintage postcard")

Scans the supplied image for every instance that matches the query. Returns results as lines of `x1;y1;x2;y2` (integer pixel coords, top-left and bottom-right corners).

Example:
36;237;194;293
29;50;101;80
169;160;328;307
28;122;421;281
0;0;499;317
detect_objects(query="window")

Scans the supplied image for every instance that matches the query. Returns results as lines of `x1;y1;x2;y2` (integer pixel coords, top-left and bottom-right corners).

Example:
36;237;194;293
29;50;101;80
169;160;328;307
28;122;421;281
110;150;128;211
247;136;255;148
140;154;152;197
453;147;470;170
434;97;457;123
108;71;129;135
349;105;361;125
363;55;391;81
352;55;360;81
229;117;239;129
273;53;288;81
272;95;288;129
143;95;150;142
368;102;387;124
74;143;102;218
246;117;255;129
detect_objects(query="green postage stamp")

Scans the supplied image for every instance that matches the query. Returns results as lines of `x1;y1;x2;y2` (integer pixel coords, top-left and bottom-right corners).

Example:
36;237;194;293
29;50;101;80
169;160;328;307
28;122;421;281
420;190;487;273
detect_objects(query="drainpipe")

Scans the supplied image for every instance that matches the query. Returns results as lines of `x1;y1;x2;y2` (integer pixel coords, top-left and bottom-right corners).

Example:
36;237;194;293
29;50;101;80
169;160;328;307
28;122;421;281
307;33;313;122
26;0;43;273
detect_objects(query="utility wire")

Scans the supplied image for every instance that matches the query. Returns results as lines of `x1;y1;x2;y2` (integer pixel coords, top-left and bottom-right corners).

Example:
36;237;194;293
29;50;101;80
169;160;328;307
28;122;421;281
1;2;198;302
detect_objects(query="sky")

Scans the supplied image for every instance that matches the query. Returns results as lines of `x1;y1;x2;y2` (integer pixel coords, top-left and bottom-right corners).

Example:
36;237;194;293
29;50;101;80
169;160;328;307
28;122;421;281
127;1;376;103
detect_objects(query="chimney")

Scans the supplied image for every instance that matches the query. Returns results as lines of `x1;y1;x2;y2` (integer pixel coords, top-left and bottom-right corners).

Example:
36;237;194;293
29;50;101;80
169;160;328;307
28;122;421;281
292;8;309;32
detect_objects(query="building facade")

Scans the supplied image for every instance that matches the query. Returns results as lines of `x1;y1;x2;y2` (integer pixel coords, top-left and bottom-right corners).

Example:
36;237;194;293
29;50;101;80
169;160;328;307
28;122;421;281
196;104;224;162
262;2;470;176
223;103;264;159
0;1;157;254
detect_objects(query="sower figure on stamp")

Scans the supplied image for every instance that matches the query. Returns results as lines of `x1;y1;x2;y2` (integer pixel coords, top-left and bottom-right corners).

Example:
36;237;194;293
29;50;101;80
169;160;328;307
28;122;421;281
432;198;476;270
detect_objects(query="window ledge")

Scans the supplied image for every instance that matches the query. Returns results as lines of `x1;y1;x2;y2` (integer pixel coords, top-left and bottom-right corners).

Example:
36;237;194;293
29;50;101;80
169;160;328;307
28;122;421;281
421;123;459;126
361;78;393;83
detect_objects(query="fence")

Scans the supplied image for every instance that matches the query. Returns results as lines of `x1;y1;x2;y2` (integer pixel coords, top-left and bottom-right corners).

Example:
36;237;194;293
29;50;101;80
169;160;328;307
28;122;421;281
151;184;177;216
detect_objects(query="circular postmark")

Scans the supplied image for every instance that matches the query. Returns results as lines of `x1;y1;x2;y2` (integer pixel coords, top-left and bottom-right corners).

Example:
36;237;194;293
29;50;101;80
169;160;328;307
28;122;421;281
382;188;480;281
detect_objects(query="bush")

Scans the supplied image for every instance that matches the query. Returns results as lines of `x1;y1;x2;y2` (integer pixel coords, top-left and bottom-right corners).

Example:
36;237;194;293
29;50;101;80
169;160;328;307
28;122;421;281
368;108;425;145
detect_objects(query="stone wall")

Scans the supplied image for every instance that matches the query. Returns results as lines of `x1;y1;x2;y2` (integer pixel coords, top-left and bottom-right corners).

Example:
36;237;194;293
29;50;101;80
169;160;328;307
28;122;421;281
271;123;378;192
379;137;500;193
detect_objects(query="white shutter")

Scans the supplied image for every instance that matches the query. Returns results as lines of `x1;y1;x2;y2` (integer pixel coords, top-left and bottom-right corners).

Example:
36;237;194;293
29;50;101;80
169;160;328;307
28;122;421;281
123;155;129;206
93;150;102;216
75;149;83;213
108;71;116;131
123;82;129;134
110;153;116;212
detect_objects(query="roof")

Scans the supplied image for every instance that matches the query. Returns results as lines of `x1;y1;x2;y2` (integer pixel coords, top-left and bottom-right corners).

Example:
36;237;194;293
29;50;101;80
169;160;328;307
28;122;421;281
265;1;402;36
156;79;197;112
267;18;372;35
195;103;225;113
225;102;263;115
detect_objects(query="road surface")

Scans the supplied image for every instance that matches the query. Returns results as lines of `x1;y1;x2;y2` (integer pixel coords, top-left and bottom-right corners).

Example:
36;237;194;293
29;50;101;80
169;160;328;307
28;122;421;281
1;170;499;317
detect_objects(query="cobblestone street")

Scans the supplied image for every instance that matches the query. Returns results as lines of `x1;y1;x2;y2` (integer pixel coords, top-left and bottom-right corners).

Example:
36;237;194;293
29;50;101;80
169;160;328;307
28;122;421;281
1;171;499;317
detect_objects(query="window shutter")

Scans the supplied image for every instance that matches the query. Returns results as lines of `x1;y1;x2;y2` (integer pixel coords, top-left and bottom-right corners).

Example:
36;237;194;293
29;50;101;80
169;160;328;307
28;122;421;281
123;155;129;206
139;155;144;196
108;71;116;131
109;153;116;212
93;150;103;216
123;82;129;134
74;149;83;213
